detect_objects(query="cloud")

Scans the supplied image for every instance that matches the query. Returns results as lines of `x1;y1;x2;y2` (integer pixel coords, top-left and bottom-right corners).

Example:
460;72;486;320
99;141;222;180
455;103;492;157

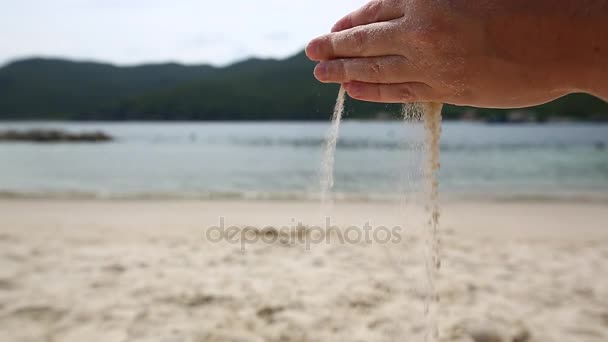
264;31;290;42
0;0;369;66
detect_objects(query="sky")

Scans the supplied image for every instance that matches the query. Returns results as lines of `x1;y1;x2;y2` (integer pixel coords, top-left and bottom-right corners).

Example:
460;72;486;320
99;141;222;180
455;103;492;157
0;0;368;67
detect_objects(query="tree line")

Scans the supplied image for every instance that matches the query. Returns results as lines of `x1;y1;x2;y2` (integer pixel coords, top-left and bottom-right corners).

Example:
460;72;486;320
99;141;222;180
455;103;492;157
1;52;606;121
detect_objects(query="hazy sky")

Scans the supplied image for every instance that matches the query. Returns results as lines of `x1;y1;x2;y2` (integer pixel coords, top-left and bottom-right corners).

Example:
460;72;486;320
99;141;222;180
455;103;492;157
0;0;368;67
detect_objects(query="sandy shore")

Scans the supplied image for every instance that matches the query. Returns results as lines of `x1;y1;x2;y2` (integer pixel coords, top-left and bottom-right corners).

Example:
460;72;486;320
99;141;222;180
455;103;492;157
0;199;607;342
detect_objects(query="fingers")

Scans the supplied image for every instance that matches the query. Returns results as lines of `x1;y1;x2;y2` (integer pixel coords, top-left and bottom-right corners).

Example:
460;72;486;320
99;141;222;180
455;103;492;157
307;21;401;61
344;81;436;103
314;56;416;84
332;0;404;32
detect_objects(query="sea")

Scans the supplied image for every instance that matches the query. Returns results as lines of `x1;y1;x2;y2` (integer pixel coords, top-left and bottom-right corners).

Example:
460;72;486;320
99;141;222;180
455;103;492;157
0;121;607;201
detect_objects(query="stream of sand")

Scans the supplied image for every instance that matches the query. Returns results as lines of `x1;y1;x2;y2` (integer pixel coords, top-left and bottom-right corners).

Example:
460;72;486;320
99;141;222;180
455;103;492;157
319;86;346;205
320;94;443;341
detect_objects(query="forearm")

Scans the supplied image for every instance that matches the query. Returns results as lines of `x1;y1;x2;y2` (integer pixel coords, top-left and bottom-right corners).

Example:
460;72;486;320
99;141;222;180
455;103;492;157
582;11;608;100
563;1;608;99
481;1;608;99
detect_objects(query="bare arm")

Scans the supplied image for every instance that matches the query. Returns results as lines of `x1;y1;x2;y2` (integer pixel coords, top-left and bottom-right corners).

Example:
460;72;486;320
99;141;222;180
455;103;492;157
306;0;608;107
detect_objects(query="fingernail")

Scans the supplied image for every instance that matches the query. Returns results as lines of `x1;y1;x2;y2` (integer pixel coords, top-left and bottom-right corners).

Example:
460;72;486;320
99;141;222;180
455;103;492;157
306;40;321;59
314;63;328;80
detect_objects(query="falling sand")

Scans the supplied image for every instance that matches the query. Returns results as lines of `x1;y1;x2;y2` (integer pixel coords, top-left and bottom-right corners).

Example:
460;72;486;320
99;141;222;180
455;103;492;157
402;102;443;342
422;103;444;342
321;90;444;341
319;85;346;205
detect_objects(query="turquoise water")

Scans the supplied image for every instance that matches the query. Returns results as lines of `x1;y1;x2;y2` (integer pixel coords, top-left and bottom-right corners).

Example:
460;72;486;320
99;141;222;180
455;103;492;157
0;121;606;200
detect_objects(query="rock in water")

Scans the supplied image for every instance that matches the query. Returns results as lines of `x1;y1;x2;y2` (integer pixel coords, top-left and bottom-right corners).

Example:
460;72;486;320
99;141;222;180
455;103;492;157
0;129;113;143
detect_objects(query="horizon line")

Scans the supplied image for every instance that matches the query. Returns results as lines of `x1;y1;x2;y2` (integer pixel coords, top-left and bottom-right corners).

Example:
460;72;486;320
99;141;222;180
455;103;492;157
0;48;308;70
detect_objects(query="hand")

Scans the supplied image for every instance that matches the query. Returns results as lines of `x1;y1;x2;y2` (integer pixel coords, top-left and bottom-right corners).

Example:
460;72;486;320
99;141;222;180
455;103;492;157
306;0;608;108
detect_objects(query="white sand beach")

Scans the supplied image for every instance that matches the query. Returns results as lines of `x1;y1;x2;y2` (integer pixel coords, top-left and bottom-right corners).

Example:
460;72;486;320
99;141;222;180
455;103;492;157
0;199;607;342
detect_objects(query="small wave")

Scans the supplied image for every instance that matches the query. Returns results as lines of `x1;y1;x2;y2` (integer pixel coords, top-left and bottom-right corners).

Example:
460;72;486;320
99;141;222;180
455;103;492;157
0;190;403;202
221;138;605;152
1;190;607;203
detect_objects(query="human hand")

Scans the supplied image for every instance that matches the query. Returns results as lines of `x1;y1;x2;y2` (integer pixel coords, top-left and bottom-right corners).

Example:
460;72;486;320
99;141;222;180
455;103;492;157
306;0;607;107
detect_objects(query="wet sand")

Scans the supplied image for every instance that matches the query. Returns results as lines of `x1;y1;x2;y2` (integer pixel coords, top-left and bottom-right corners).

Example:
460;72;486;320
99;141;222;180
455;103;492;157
0;199;607;341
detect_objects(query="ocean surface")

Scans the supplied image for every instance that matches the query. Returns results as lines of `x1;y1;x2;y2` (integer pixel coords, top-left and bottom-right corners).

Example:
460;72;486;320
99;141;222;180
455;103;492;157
0;121;607;200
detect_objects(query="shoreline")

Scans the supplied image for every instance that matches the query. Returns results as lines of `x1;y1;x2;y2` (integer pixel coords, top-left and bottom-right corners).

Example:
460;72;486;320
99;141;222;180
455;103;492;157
1;190;608;204
1;198;606;236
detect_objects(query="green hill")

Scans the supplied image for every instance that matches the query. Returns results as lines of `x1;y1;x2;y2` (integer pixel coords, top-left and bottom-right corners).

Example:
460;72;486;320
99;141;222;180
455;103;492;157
0;52;606;121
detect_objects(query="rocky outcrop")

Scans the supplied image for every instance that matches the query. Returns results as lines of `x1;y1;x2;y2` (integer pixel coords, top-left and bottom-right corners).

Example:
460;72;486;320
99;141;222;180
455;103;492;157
0;129;113;143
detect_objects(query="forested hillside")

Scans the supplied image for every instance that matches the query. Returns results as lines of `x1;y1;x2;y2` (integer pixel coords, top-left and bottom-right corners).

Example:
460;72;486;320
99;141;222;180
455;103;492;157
1;52;606;121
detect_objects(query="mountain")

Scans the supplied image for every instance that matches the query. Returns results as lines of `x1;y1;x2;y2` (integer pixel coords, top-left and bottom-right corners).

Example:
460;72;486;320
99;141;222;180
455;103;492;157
0;58;217;119
0;52;606;121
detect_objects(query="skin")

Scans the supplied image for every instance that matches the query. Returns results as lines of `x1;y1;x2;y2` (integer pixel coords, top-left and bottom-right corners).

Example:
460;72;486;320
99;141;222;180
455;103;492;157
306;0;608;107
